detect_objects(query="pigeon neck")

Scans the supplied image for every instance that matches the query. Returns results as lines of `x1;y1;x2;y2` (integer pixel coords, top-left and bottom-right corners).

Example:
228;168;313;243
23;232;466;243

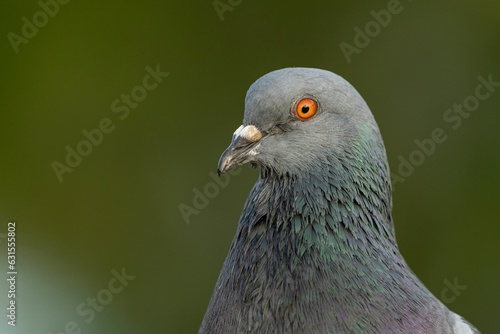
256;158;396;248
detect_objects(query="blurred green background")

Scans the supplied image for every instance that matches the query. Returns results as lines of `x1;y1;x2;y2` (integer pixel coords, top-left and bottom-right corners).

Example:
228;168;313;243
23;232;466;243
1;0;499;333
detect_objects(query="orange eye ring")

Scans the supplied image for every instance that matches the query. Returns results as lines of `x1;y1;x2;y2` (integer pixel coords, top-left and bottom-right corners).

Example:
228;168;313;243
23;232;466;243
295;98;318;120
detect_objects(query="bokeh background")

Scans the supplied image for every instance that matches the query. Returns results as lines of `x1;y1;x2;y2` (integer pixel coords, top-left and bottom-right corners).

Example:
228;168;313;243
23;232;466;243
1;1;499;333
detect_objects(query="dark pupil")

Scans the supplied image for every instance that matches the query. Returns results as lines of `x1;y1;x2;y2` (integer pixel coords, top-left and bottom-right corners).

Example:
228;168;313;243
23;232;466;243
301;105;310;114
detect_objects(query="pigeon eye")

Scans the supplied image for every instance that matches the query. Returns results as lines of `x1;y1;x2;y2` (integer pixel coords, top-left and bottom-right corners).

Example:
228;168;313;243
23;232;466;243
295;98;318;120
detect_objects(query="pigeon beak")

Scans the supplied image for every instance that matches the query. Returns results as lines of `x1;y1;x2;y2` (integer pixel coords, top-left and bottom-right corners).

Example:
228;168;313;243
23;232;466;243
218;125;263;175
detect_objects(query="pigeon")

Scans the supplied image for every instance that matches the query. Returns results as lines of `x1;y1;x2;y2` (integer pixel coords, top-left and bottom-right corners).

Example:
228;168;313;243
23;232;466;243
199;68;480;334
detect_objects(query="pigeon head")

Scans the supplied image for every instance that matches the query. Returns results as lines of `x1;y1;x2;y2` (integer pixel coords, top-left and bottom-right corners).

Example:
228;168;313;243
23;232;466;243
218;67;388;181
